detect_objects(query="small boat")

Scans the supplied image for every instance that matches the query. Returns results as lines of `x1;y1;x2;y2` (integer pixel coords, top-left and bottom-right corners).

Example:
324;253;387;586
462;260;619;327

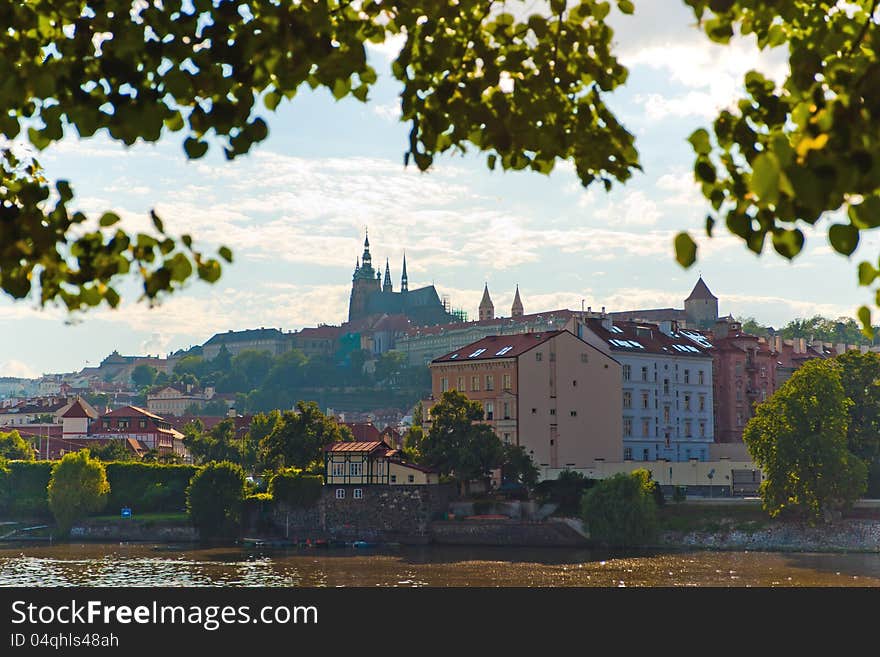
352;540;375;549
311;539;329;548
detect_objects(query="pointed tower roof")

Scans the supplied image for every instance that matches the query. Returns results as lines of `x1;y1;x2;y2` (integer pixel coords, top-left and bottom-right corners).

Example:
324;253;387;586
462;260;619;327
511;285;524;317
479;283;494;321
383;258;393;292
401;252;409;292
480;283;493;307
685;277;717;301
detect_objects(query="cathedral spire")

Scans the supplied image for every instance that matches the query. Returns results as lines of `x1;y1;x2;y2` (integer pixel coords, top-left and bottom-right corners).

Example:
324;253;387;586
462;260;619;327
479;283;494;321
401;252;408;292
383;258;393;292
362;229;372;268
511;284;524;317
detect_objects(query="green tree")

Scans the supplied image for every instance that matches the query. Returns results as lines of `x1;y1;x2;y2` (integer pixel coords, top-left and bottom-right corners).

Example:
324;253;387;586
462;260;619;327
185;461;246;540
258;401;350;470
737;317;771;337
231;350;275;391
131;364;157;389
183;418;244;466
744;359;867;522
401;425;425;462
0;430;35;460
836;350;880;495
6;2;880;321
90;440;139;462
581;469;658;547
419;390;504;493
47;450;110;536
500;443;540;489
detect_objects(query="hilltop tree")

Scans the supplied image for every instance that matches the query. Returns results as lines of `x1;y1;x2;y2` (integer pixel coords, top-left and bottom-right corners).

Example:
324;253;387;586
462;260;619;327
419;390;504;492
131;364;157;388
5;3;880;323
744;359;867;522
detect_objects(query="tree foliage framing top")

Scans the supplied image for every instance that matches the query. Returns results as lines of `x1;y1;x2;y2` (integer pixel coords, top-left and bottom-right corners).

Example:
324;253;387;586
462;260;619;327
3;1;880;323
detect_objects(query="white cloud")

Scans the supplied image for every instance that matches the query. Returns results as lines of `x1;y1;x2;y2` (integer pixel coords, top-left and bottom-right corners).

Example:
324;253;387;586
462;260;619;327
372;101;402;121
0;359;39;379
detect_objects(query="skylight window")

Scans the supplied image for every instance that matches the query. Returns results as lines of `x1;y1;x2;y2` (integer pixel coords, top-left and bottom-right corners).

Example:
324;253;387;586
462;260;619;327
495;346;513;356
468;348;487;358
449;353;459;359
627;340;644;348
609;326;623;334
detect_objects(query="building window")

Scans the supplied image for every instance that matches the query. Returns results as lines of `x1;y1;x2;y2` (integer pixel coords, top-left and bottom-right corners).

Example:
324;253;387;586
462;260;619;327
485;402;494;421
503;433;511;444
503;374;512;390
572;379;577;387
441;377;449;392
623;365;631;381
641;366;648;382
623;391;632;409
663;406;670;423
684;394;691;411
408;475;415;483
642;419;650;437
390;475;397;483
139;419;147;429
457;376;465;391
699;395;706;412
640;391;649;409
471;376;480;392
698;370;704;385
570;410;577;417
685;421;692;437
335;489;345;499
119;419;130;429
350;462;362;477
536;352;543;362
332;462;345;477
503;401;510;419
550;408;556;415
737;413;743;427
623;418;632;437
663;379;669;394
735;362;743;376
624;447;633;460
486;375;495;391
531;408;537;414
699;421;706;437
643;448;650;461
353;489;363;499
581;353;589;363
684;369;690;384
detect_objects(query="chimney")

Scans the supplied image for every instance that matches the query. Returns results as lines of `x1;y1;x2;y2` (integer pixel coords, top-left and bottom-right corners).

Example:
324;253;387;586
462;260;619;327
713;319;730;339
601;316;613;331
659;320;674;336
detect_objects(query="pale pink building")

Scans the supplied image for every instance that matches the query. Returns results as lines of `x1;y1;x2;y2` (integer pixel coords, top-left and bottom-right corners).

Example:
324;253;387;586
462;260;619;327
428;330;622;474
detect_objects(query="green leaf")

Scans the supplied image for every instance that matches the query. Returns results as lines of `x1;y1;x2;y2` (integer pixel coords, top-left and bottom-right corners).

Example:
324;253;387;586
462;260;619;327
264;91;281;111
709;0;735;12
99;212;121;227
688;128;712;155
858;306;872;336
150;210;164;234
218;246;233;263
858;261;877;286
749;152;780;205
617;0;635;14
183;138;209;159
771;228;804;260
829;224;860;255
674;232;697;268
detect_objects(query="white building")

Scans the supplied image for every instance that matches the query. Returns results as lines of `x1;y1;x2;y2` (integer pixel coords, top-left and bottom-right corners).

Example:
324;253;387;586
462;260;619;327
575;316;715;462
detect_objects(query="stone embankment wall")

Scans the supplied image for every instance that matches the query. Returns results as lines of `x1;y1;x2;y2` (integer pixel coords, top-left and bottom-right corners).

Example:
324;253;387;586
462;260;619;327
430;519;589;547
70;521;198;542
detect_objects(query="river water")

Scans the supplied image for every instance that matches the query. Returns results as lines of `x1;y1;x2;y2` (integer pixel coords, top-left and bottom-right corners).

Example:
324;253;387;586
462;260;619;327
2;543;880;586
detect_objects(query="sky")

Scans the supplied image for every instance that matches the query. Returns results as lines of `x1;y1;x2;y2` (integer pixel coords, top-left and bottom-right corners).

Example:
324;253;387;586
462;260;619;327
3;1;875;379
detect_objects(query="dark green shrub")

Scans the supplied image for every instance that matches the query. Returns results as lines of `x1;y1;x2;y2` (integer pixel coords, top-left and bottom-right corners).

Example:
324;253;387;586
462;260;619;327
105;463;198;513
47;451;110;536
268;469;322;508
186;461;246;540
581;469;659;547
0;461;53;518
534;470;597;515
672;486;687;503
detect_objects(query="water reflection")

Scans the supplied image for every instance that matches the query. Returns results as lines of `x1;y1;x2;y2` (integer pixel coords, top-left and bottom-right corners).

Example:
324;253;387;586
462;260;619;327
2;543;880;587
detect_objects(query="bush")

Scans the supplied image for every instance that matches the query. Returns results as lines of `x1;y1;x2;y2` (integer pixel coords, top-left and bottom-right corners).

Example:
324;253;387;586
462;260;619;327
47;451;110;536
186;461;246;540
0;461;54;518
672;486;687;503
534;470;597;515
268;469;322;508
105;463;198;514
581;469;659;547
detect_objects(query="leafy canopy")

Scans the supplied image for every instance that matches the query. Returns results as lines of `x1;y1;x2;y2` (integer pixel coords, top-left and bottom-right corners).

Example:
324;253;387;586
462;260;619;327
743;358;867;521
47;449;110;536
4;1;880;321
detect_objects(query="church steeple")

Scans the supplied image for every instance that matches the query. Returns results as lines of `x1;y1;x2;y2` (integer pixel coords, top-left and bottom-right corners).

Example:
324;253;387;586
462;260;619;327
383;258;393;292
401;252;409;292
479;283;494;321
362;230;372;269
511;285;523;317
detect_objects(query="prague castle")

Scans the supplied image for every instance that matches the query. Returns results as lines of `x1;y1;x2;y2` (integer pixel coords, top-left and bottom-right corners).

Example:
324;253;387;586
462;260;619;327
348;232;458;326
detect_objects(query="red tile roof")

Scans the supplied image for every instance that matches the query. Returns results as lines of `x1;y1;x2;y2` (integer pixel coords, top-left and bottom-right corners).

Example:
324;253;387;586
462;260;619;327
685;277;717;301
342;422;383;442
432;331;565;363
585;319;713;358
101;405;164;421
61;397;100;419
404;309;575;337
